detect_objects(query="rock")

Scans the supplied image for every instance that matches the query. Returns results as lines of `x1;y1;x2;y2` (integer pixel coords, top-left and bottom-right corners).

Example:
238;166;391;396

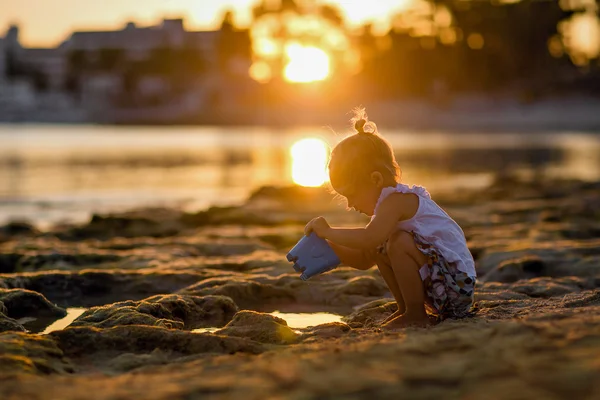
474;284;530;302
560;290;600;308
201;250;290;272
13;252;123;272
186;240;269;257
152;294;237;328
0;312;25;332
71;295;238;330
328;276;390;309
560;223;600;240
562;257;600;278
510;277;579;298
0;269;209;308
0;221;39;237
0;253;22;273
179;272;391;313
300;322;353;341
105;349;172;373
484;255;547;283
4;305;599;398
335;276;388;297
0;331;73;375
72;305;184;330
51;325;265;358
56;208;186;240
343;298;398;327
257;233;302;250
215;310;299;344
246;185;335;212
179;277;295;309
0;288;66;320
477;251;533;277
181;206;277;227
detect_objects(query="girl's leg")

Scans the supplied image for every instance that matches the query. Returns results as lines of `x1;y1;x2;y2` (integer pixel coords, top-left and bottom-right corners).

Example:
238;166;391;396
373;252;406;323
381;231;430;329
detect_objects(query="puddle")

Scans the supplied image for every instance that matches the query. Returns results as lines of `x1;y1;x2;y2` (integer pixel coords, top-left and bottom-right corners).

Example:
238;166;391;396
193;327;220;334
26;308;88;334
24;308;342;335
192;312;342;334
270;312;342;328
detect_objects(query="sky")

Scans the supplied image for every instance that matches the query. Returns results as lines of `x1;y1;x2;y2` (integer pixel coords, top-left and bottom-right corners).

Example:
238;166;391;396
0;0;409;47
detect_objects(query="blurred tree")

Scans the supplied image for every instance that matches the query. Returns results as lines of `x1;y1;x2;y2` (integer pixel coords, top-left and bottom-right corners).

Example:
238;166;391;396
245;0;599;101
319;4;345;27
439;0;573;89
249;0;355;84
356;0;578;100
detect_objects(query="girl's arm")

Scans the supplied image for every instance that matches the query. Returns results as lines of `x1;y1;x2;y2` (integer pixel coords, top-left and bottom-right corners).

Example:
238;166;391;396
327;240;375;270
322;193;419;250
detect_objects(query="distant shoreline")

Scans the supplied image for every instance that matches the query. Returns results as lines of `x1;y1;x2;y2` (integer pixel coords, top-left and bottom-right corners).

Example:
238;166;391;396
2;96;600;132
3;118;600;133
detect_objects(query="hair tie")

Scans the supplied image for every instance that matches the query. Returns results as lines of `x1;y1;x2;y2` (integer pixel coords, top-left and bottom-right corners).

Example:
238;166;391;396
355;119;367;134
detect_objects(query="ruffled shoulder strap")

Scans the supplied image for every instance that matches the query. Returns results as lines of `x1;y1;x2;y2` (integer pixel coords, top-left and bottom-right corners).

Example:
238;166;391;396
373;183;431;216
395;183;431;199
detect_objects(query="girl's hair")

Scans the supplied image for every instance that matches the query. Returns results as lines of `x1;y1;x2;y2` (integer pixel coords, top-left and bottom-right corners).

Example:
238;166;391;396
328;108;400;194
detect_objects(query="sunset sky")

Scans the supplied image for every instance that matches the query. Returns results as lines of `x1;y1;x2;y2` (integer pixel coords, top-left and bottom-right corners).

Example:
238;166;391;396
0;0;409;47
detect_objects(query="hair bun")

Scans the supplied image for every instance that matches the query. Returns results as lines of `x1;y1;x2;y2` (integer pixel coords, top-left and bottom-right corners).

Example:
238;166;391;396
355;119;367;134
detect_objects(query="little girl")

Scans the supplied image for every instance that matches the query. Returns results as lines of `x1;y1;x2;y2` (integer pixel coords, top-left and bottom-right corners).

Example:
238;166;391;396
305;109;476;329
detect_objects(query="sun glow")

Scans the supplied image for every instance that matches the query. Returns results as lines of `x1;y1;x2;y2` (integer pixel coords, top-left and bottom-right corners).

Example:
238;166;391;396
290;138;329;187
284;44;330;83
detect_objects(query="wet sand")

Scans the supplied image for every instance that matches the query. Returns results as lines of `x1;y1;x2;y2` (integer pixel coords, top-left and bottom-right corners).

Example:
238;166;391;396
1;176;600;399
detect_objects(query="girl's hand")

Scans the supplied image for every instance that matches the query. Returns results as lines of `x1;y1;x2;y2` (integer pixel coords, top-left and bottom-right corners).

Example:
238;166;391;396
304;216;331;238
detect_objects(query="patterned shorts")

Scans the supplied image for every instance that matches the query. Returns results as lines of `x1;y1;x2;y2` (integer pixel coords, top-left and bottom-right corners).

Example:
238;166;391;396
378;231;476;321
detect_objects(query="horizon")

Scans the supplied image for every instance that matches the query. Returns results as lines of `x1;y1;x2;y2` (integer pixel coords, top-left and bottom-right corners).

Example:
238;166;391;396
0;0;408;47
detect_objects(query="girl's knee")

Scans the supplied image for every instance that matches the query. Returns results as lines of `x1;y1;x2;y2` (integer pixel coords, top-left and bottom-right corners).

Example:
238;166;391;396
386;231;428;264
385;231;414;255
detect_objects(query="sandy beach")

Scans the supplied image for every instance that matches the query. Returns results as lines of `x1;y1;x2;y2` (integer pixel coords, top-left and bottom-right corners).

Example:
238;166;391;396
1;175;600;399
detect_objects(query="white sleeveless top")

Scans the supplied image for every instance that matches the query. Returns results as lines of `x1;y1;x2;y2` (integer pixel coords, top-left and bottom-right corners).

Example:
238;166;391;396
372;183;476;277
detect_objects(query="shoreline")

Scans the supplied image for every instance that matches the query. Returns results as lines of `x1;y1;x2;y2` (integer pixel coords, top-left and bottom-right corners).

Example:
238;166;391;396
3;96;600;132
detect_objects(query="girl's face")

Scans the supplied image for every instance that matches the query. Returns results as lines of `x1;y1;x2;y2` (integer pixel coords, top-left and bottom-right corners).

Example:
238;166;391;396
338;180;383;217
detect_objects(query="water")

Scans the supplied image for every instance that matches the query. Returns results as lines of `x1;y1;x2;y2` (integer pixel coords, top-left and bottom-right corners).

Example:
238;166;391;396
192;311;343;333
270;311;342;327
40;308;87;334
30;308;341;334
1;124;599;228
20;308;88;334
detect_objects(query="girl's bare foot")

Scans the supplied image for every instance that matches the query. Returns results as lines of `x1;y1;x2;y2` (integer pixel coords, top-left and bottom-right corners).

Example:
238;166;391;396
381;312;432;330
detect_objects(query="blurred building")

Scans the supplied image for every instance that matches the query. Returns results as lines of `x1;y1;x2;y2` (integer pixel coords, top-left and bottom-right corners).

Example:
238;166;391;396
0;27;34;118
0;25;88;122
0;18;254;123
60;18;252;122
17;47;68;90
63;19;218;66
1;25;67;90
0;37;5;79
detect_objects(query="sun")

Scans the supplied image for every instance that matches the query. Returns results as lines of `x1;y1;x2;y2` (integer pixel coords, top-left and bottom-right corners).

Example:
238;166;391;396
290;138;329;187
284;44;331;83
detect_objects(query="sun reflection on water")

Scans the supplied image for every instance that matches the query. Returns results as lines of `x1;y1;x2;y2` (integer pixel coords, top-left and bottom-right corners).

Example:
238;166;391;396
290;138;329;187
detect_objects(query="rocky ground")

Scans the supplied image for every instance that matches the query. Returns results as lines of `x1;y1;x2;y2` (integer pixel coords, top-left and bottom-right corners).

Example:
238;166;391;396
1;177;600;399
